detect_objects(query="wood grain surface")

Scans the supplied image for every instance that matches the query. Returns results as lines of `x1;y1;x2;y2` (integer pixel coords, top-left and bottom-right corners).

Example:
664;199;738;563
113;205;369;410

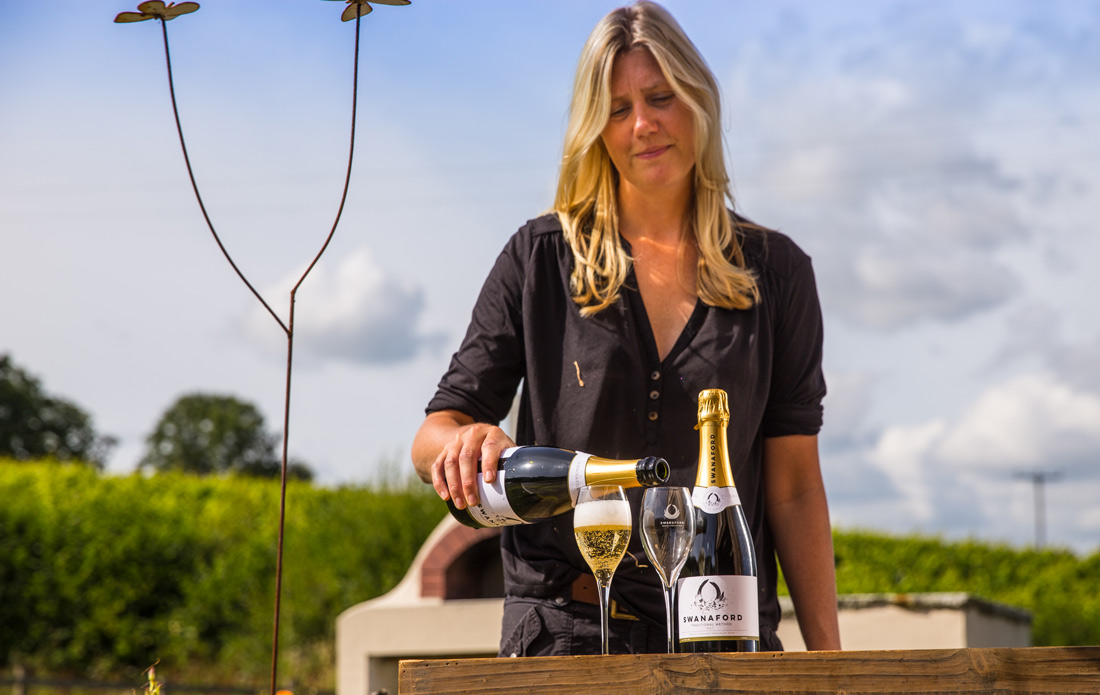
399;646;1100;695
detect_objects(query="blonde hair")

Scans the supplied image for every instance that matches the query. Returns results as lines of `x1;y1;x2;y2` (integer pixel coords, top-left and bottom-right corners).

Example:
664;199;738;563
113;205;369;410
554;1;760;316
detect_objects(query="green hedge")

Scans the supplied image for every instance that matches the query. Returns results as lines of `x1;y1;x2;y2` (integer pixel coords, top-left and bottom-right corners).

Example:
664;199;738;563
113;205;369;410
0;460;446;687
773;529;1100;647
828;530;1100;647
4;461;1098;689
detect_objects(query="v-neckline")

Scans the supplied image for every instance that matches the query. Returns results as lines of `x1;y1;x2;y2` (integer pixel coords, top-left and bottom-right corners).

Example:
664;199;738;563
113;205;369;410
624;263;707;365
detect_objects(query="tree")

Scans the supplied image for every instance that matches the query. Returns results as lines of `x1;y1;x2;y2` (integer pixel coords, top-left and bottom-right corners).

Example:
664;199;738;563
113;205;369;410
0;354;115;468
140;393;313;480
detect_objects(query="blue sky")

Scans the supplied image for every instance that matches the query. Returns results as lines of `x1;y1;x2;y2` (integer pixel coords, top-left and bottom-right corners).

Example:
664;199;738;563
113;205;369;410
2;1;1098;554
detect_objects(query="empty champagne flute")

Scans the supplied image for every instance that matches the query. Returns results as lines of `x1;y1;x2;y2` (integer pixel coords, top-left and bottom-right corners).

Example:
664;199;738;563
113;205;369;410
573;484;632;655
640;486;695;653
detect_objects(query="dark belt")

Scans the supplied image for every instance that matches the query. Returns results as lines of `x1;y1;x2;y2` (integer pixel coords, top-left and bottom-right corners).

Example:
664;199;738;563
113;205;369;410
570;574;638;620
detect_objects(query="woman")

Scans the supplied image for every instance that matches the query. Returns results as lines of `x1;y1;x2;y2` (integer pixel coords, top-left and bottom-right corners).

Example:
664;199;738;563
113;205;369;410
412;1;840;655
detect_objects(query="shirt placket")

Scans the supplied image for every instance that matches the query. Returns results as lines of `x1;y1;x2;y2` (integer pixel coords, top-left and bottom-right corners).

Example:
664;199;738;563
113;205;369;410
645;367;661;450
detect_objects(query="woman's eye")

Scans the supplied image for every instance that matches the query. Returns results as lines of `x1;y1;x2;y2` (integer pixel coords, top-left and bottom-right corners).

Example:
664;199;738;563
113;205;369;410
652;93;673;105
610;105;630;118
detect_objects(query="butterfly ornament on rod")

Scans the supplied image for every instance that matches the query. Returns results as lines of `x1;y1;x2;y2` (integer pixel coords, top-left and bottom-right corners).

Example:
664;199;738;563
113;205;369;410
113;2;410;695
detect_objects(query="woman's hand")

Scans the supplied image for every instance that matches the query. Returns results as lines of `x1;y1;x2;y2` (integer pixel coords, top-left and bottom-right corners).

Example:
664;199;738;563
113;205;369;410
411;410;516;509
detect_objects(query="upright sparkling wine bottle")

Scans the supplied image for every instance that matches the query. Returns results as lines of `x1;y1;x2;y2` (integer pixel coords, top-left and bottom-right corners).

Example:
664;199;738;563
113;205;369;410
677;389;759;652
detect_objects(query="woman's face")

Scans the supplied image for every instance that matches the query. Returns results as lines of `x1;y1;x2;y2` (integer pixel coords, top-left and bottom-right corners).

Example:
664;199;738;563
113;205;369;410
600;48;696;203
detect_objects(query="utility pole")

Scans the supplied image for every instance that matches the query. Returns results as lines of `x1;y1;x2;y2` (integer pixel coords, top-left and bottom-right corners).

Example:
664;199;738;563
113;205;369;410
1014;471;1063;549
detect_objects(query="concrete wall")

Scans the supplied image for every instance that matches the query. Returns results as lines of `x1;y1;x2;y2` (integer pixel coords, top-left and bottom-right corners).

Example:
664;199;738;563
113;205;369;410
777;593;1031;652
337;598;502;695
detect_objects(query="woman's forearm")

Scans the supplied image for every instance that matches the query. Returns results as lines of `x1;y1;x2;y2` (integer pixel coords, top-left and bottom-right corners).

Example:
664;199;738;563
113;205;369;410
411;410;515;508
770;487;841;649
411;410;472;482
764;435;841;650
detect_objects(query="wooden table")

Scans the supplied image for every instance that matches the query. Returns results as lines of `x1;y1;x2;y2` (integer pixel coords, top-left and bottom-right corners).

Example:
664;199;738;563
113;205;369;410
400;646;1100;694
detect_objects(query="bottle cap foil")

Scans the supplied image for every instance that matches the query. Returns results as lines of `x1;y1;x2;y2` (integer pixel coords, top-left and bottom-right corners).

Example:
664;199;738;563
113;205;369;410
697;388;730;424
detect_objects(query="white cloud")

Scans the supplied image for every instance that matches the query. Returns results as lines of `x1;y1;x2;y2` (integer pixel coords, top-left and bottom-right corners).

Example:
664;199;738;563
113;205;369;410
868;419;945;524
936;372;1100;475
842;245;1016;329
1080;505;1100;534
850;371;1100;551
725;5;1075;332
998;310;1100;395
245;246;443;365
1050;336;1100;395
822;370;877;437
710;4;1100;552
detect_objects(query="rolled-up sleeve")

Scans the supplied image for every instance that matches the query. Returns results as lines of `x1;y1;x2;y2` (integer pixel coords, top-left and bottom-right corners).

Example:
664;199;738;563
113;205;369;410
762;252;826;438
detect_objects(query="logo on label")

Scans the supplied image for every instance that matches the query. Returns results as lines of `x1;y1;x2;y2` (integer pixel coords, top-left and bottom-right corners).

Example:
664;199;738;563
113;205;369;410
466;469;524;527
692;579;727;612
665;503;681;519
692;486;741;514
468;502;521;527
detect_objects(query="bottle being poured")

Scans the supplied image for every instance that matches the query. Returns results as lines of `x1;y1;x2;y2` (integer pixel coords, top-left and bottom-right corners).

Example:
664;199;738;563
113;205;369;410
447;446;669;529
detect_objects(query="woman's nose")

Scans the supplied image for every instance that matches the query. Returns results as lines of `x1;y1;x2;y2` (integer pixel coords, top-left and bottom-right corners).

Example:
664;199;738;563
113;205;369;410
633;105;659;136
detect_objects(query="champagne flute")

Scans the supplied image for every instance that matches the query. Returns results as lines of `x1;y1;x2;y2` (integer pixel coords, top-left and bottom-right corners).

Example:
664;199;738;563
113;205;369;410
640;486;695;653
573;484;632;655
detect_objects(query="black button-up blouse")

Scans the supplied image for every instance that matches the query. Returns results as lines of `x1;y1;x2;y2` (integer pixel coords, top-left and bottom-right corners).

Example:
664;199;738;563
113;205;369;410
427;212;826;636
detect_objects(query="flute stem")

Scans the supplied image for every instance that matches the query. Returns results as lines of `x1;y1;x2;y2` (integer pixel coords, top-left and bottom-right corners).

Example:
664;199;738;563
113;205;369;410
597;579;612;655
663;583;677;653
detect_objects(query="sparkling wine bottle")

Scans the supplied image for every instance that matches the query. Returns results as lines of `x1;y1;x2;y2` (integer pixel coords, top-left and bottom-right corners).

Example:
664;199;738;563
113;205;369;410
677;389;759;652
447;446;669;529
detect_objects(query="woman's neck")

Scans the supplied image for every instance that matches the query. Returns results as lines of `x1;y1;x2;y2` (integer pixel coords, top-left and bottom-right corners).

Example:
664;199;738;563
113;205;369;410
615;184;698;361
616;182;692;246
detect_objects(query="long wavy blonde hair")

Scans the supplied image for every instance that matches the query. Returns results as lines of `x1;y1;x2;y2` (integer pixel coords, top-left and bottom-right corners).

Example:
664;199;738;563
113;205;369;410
555;1;760;316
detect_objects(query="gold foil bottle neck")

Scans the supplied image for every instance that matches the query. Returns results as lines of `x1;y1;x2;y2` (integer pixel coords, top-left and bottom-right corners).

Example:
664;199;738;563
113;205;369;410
697;389;730;425
694;388;736;489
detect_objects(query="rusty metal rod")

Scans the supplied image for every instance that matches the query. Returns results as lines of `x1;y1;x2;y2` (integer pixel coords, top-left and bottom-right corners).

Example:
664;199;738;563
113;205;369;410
160;18;288;335
155;11;366;695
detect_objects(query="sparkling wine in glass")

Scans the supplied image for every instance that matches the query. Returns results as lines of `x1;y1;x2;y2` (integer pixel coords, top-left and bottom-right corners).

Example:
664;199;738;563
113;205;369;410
640;486;696;653
573;484;632;655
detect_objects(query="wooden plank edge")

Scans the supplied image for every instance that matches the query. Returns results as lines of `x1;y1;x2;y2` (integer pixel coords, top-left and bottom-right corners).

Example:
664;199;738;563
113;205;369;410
398;646;1100;695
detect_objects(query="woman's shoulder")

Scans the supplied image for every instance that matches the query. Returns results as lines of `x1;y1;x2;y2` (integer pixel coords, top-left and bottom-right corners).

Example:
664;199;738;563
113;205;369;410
501;212;568;260
733;213;812;280
518;212;565;240
483;213;570;285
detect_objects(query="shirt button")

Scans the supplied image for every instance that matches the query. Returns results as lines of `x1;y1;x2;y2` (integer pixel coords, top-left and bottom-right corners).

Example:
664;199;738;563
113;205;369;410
649;390;660;400
648;411;659;421
555;597;565;605
650;370;661;381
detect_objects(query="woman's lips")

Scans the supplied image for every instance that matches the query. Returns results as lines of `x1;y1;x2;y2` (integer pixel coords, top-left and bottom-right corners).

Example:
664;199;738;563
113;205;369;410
635;145;671;159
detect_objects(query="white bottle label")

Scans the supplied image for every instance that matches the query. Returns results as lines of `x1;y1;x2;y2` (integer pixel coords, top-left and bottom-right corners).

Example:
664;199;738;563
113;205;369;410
677;575;759;641
465;468;525;527
567;451;592;506
691;485;741;514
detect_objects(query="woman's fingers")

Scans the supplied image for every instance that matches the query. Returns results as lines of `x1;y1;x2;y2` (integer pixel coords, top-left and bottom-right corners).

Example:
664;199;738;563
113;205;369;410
430;451;451;501
430;424;517;510
479;432;512;484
